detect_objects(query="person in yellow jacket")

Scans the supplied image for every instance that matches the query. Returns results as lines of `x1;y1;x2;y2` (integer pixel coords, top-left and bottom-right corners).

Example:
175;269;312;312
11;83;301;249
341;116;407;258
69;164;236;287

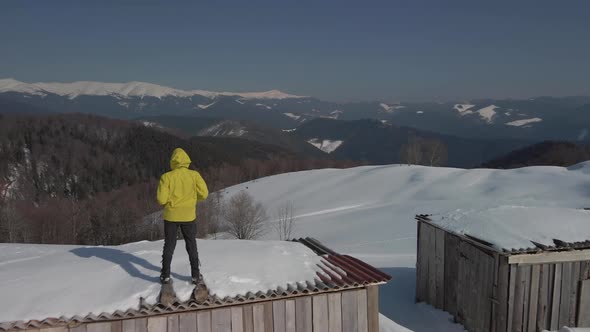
157;148;208;286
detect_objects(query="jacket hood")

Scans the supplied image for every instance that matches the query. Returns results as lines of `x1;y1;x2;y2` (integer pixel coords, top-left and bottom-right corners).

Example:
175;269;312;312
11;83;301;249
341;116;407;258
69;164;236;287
170;148;192;170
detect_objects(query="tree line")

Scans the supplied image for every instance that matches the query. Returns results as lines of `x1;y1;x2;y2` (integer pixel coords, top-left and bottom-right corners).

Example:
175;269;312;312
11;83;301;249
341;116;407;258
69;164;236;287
0;113;361;245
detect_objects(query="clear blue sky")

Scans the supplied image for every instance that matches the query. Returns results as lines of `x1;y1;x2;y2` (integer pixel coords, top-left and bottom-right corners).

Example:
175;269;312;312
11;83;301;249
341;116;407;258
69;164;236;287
1;1;588;101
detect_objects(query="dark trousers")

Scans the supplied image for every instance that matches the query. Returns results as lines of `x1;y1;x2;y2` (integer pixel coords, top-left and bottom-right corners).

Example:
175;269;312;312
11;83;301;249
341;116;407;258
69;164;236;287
161;220;200;278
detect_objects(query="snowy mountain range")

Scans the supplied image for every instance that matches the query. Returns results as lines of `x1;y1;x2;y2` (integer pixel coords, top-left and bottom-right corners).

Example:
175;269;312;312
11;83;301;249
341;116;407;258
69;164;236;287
2;78;590;143
0;78;304;100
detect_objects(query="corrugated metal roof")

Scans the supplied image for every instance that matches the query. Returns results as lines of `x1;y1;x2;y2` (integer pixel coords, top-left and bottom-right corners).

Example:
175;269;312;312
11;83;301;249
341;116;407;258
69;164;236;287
0;237;390;331
416;214;590;255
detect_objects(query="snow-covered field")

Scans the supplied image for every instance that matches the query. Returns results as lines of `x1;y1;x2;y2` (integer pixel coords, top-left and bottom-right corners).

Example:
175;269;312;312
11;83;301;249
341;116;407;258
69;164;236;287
221;162;590;331
2;162;590;331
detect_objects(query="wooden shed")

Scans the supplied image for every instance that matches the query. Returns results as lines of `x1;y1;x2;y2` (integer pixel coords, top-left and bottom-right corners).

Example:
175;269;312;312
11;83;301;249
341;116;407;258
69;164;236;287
0;238;391;332
415;211;590;332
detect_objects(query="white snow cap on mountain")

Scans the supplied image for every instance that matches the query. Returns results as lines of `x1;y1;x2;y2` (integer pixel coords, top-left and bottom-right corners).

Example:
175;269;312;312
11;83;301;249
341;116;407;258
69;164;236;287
0;78;306;100
454;103;475;115
477;105;499;123
506;117;543;127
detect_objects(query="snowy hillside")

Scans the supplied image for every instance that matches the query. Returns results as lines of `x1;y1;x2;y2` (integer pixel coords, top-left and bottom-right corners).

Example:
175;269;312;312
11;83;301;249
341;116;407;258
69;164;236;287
0;78;304;100
219;162;590;331
222;162;590;265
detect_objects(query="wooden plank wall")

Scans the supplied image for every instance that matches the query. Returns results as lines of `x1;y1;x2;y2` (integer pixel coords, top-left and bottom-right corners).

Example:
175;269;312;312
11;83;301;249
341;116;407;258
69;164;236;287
40;289;378;332
415;222;447;306
415;221;502;332
505;260;590;332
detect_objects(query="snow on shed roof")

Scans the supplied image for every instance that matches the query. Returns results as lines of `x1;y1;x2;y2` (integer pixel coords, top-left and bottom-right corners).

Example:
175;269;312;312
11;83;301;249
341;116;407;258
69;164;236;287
424;206;590;253
0;238;389;330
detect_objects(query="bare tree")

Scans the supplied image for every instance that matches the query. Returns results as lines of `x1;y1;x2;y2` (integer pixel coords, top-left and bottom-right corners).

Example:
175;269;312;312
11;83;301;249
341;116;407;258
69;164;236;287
275;201;296;240
224;191;268;240
400;136;423;165
424;138;448;167
400;136;448;167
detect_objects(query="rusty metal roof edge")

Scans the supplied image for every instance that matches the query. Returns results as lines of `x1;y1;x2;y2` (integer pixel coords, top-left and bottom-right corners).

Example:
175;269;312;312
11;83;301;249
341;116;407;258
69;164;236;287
0;282;381;331
295;237;392;282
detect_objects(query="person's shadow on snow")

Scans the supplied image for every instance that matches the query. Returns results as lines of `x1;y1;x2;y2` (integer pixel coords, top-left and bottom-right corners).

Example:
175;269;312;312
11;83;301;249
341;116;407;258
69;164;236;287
70;247;191;283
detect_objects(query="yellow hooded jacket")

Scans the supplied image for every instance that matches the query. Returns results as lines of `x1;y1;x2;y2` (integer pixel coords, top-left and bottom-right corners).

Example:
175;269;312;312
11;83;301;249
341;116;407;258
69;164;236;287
157;148;209;222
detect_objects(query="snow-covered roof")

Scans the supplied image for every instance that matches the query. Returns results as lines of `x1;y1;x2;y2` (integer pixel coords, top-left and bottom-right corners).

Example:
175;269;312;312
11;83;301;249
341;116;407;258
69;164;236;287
427;206;590;252
0;238;389;329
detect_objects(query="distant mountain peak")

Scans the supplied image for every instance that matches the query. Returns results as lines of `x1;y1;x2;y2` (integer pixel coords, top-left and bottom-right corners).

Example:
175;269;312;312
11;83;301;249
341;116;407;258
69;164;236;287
0;78;307;100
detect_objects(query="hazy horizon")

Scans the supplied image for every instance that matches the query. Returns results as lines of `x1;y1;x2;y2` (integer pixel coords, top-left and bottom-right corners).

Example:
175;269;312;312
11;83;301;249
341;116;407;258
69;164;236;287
3;76;590;104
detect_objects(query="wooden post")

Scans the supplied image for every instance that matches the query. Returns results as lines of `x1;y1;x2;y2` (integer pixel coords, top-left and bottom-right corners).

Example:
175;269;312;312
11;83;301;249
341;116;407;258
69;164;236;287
122;319;135;332
416;221;423;302
427;224;437;306
417;221;432;303
168;314;179;332
536;264;550;332
507;265;517;332
178;312;197;332
87;323;112;332
522;266;532;332
527;265;540;332
512;265;527;332
434;228;446;310
211;308;232;332
147;317;167;332
273;300;287;332
328;292;343;332
197;311;212;332
342;290;359;332
264;302;273;332
577;279;590;326
135;318;148;332
39;328;68;332
71;325;88;332
112;321;122;332
558;262;573;328
444;233;460;316
550;263;563;330
244;305;255;332
569;262;581;326
285;299;296;332
357;290;368;332
253;304;266;332
232;307;245;332
313;294;329;332
496;256;510;332
295;296;312;332
366;286;379;332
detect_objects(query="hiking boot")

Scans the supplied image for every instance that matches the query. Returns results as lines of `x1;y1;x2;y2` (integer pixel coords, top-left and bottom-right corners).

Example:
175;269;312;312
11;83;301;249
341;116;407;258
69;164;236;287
192;275;209;302
191;273;204;285
159;282;177;306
